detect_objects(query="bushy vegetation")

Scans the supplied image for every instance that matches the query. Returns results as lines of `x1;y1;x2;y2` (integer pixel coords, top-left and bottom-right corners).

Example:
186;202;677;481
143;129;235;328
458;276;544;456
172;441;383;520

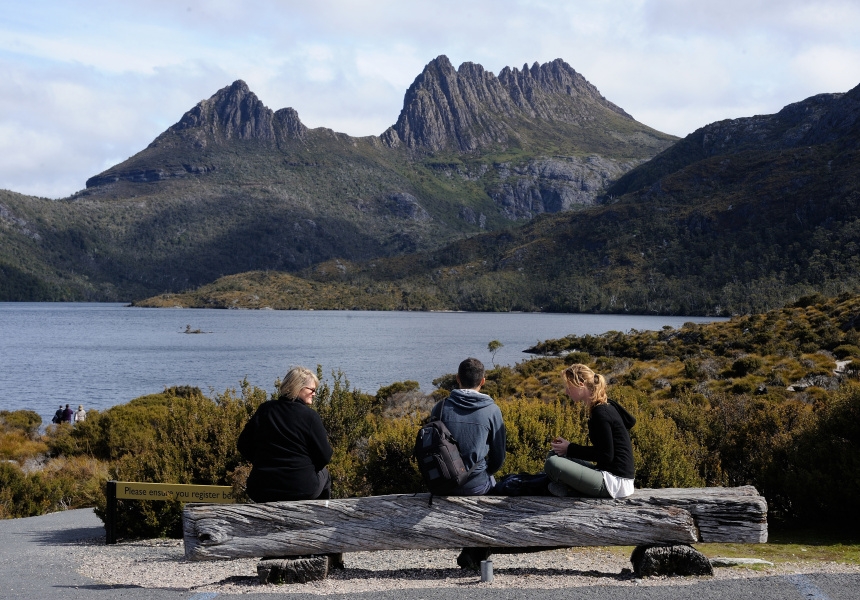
3;294;859;536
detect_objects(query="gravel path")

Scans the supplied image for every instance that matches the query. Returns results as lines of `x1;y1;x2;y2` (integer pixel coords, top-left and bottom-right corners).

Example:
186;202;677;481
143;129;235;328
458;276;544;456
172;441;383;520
73;536;860;595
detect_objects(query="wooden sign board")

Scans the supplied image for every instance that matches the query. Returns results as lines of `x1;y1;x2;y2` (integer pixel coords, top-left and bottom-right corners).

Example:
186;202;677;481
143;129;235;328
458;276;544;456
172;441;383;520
114;481;236;503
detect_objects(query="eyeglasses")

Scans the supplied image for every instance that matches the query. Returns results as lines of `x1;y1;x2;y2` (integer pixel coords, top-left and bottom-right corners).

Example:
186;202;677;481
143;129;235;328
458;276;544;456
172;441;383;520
302;386;317;394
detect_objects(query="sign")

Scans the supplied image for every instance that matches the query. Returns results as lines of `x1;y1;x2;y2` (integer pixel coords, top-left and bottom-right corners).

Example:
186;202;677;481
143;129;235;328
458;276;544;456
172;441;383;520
114;481;235;503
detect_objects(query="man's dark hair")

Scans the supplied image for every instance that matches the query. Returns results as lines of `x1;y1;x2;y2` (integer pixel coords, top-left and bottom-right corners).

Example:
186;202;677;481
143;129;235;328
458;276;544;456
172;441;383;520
458;358;485;389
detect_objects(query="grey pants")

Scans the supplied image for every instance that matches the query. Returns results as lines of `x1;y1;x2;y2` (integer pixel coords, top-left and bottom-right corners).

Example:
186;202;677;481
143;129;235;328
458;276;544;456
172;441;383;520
544;454;610;498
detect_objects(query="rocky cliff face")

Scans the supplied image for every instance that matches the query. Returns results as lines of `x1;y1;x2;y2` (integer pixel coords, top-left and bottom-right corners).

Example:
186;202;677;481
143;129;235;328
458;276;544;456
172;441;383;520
382;56;634;152
489;155;633;220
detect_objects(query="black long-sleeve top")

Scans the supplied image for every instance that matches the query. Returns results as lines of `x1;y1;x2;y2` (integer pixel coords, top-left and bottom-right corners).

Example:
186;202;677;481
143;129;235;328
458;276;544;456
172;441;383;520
237;398;333;501
566;399;636;479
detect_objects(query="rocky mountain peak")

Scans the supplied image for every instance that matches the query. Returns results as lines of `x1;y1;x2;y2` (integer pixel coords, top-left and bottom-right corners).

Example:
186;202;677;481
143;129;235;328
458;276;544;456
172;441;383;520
168;80;277;141
382;56;637;152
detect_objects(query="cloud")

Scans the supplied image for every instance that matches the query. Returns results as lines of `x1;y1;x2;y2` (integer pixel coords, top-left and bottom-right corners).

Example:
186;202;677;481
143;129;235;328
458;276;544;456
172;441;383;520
1;0;860;198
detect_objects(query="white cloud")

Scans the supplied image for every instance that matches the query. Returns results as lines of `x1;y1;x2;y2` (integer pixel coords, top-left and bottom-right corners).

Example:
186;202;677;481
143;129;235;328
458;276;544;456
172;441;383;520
1;0;860;197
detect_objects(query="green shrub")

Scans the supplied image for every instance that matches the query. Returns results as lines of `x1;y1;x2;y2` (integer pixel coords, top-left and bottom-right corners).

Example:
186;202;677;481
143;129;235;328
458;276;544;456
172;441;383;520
833;344;860;359
364;417;423;495
0;410;41;437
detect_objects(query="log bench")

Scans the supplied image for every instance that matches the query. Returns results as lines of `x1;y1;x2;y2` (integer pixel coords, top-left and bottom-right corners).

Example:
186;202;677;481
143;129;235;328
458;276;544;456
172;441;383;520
182;486;767;581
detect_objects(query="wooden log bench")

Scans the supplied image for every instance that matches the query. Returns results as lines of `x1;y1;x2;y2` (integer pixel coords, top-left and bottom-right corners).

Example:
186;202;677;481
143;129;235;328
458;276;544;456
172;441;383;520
182;485;767;582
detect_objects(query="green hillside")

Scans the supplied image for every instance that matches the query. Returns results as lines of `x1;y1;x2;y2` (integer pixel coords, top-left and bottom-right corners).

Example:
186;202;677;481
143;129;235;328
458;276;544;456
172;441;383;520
140;81;860;315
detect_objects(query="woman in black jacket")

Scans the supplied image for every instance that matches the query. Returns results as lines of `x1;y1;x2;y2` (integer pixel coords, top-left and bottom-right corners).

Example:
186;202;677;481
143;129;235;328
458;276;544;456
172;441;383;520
238;366;333;502
544;363;636;498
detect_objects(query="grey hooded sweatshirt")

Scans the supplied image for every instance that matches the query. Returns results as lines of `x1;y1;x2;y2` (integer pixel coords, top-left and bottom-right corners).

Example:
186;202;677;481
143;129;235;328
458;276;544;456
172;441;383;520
430;388;507;495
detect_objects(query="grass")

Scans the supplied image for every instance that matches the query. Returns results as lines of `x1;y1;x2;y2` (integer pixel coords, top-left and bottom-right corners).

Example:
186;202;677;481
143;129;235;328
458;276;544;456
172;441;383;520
695;527;860;566
588;525;860;568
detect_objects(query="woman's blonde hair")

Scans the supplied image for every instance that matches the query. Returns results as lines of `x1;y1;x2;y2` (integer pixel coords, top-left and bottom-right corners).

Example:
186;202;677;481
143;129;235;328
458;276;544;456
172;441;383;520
562;363;607;411
279;366;319;401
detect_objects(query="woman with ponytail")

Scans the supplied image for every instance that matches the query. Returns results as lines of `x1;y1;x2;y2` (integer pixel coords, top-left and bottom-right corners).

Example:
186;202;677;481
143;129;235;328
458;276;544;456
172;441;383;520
544;364;636;498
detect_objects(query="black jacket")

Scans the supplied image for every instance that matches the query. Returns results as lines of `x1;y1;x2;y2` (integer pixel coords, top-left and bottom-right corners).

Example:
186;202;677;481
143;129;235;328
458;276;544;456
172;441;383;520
566;399;636;479
237;398;333;501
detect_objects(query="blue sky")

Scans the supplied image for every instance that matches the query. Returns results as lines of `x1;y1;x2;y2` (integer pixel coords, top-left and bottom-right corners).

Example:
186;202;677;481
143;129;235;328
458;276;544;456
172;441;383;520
2;0;860;198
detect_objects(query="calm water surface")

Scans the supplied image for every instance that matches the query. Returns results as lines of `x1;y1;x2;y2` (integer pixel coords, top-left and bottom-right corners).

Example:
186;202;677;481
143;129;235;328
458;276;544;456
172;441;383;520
0;303;722;423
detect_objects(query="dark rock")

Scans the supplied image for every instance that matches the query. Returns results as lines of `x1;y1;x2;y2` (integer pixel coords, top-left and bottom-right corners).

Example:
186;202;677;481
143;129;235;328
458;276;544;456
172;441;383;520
630;544;713;577
256;555;331;584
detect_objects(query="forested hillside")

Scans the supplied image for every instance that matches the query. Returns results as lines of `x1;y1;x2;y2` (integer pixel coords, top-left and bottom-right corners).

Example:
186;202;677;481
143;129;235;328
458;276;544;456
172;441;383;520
141;82;860;316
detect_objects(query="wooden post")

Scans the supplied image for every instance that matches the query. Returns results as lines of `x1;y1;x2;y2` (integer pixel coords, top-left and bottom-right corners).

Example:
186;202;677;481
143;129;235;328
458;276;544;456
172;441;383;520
105;480;117;545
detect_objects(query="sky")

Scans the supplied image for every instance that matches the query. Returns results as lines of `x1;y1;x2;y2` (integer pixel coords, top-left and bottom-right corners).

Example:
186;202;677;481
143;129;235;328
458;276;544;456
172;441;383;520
2;0;860;199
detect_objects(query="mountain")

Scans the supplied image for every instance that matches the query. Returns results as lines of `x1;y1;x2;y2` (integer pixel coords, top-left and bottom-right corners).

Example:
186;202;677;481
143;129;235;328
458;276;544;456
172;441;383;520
138;82;860;316
0;56;675;301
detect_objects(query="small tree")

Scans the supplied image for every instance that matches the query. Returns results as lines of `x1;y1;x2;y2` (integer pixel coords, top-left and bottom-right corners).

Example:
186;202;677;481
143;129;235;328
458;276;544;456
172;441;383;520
488;340;504;368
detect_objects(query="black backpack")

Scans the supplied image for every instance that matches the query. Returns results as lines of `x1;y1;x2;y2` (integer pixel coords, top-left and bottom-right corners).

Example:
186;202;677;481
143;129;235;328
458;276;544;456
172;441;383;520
414;398;472;495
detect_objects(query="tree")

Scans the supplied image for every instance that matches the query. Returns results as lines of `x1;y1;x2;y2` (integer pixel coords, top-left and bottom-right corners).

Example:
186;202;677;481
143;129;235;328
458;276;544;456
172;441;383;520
488;340;504;368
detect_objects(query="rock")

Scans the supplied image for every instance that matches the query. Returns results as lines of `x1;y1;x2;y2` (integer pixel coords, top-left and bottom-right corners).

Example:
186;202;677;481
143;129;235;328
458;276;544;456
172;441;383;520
711;557;774;567
256;555;331;584
382;55;654;154
630;544;714;577
489;156;631;220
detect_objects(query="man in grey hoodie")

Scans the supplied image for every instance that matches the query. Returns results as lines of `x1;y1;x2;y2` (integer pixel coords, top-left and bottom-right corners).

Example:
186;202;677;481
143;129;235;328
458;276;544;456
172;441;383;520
431;357;507;569
430;357;507;496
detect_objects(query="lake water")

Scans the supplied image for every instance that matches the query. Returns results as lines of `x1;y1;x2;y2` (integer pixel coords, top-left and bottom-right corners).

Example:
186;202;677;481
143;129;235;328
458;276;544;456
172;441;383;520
0;303;722;424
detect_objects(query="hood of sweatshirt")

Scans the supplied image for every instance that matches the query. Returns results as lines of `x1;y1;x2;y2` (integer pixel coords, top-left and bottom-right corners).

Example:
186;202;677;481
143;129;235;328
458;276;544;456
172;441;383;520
446;388;496;410
609;399;637;430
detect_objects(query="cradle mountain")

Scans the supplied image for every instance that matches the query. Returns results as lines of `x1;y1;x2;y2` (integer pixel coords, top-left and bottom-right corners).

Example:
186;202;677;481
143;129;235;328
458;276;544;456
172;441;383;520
136;80;860;316
0;56;673;302
3;57;860;315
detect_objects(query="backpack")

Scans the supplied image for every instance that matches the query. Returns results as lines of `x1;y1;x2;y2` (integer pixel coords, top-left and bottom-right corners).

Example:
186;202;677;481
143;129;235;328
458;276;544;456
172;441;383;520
413;398;472;495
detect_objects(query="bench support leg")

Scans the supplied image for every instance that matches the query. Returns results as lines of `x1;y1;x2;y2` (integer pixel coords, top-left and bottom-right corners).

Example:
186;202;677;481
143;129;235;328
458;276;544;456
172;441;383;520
630;544;713;577
257;554;343;584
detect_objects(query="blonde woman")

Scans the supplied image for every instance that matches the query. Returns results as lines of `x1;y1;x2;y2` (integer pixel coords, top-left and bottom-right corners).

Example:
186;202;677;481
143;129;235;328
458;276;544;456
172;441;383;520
238;366;333;502
545;364;636;498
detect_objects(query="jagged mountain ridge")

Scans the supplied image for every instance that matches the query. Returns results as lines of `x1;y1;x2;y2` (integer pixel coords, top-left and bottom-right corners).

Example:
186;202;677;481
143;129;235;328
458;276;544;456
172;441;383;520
381;56;633;152
86;55;671;191
1;56;676;301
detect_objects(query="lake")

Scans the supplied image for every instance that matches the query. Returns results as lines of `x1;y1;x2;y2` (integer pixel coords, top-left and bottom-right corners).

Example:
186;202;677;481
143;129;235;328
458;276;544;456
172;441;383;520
0;303;722;424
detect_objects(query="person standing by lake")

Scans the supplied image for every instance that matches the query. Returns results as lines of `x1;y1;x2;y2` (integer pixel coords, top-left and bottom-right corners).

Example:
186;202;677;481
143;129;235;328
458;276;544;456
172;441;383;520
238;366;333;502
545;363;636;499
62;404;74;424
51;405;64;424
74;405;86;424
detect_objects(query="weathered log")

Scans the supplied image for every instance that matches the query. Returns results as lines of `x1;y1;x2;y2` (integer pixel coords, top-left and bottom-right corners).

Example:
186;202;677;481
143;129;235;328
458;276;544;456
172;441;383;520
183;486;766;561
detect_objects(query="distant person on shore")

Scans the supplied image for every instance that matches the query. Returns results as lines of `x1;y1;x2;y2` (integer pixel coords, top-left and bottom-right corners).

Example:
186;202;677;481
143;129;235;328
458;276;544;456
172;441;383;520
545;364;636;499
62;404;74;424
74;405;87;424
431;357;506;568
52;405;64;424
238;366;333;502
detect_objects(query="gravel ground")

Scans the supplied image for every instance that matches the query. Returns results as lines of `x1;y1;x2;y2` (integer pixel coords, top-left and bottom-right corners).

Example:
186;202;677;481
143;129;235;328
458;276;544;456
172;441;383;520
73;537;860;595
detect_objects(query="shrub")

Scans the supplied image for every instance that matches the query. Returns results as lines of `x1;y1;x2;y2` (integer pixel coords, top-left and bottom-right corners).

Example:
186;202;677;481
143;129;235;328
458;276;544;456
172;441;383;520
833;344;860;359
0;410;42;437
364;417;423;495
